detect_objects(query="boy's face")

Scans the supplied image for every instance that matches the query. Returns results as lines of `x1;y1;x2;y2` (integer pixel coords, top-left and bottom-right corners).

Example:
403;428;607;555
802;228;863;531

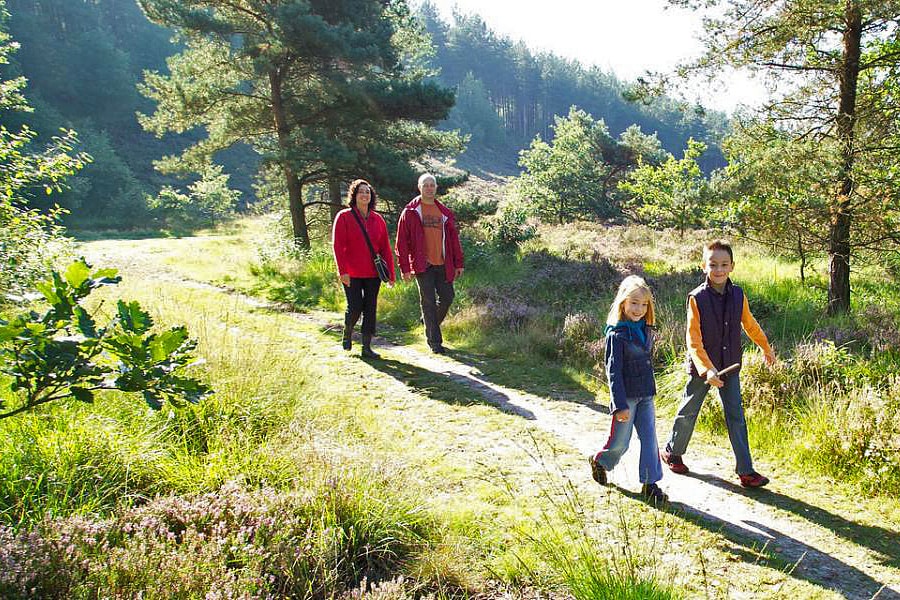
703;248;734;286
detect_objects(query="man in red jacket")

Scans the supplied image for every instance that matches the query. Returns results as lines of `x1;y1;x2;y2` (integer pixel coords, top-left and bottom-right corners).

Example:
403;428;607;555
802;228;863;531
396;173;465;354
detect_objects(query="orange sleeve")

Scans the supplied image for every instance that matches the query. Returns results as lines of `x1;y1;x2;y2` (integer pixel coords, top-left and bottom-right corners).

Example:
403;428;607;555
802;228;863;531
686;295;715;376
741;295;774;358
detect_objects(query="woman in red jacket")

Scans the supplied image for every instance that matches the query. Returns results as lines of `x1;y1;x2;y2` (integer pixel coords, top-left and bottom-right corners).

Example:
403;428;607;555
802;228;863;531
332;179;395;358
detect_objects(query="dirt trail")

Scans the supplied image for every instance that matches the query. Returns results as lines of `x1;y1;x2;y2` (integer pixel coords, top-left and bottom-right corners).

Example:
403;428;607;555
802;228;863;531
82;237;900;600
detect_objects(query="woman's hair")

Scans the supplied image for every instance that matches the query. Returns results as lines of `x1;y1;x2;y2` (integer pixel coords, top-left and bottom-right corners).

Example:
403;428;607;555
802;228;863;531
347;179;377;212
605;275;656;326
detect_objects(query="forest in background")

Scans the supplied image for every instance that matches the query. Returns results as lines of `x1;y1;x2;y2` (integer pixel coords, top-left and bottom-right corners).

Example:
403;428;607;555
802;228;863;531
0;0;725;229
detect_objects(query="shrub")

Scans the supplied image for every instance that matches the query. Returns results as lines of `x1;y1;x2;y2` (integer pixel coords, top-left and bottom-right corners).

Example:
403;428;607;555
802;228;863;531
558;312;604;370
483;205;536;252
148;165;240;230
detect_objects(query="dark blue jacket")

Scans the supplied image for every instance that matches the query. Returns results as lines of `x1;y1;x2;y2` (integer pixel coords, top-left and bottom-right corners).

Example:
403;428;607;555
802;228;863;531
605;323;656;413
685;279;744;378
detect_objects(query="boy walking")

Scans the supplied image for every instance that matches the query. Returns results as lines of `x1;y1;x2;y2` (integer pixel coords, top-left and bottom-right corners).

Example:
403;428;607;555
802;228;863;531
662;240;776;488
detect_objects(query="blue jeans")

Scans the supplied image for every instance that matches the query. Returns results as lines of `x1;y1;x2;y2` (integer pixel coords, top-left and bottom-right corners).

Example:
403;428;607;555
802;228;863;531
666;374;754;475
595;396;663;484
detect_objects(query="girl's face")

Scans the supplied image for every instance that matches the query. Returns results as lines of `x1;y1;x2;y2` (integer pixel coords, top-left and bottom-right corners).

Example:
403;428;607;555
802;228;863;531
623;291;649;322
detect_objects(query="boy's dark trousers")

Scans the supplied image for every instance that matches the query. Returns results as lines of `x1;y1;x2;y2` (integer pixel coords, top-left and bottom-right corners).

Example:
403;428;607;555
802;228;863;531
415;264;455;350
666;373;754;475
343;277;381;341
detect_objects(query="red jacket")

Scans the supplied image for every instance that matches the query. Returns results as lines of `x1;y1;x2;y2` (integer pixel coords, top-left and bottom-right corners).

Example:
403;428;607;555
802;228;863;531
332;207;396;282
395;196;464;283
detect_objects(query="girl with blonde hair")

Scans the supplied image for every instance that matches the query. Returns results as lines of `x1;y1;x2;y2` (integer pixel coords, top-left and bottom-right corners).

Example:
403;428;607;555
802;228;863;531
590;275;667;504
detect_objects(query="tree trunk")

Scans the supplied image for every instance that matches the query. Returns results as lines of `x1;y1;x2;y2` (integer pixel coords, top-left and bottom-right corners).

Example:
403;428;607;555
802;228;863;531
329;177;342;222
270;69;309;250
828;2;861;315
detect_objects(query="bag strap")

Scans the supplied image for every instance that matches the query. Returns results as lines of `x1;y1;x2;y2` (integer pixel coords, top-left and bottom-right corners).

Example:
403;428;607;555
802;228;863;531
349;207;379;262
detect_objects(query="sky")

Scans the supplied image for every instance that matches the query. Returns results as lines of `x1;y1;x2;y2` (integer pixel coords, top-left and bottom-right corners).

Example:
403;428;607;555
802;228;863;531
423;0;767;113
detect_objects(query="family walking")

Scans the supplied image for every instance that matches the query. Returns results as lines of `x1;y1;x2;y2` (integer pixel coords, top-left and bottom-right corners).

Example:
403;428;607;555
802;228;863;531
333;176;775;503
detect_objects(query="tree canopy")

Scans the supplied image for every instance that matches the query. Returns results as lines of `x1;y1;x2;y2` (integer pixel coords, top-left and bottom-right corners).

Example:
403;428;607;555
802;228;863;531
674;0;900;313
138;0;462;247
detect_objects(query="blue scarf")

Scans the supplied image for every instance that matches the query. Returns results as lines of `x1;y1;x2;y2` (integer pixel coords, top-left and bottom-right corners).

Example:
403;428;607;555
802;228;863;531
605;319;646;344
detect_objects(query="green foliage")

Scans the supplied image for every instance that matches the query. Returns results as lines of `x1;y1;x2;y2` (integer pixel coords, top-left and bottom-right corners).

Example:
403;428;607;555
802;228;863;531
516;107;659;223
446;72;505;147
148;164;240;230
676;0;900;313
0;259;211;418
483;203;536;252
0;8;88;296
619;138;710;236
441;186;498;226
138;0;462;246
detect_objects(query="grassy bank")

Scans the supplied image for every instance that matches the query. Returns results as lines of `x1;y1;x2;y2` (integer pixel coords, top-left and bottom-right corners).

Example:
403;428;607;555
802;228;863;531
0;240;688;599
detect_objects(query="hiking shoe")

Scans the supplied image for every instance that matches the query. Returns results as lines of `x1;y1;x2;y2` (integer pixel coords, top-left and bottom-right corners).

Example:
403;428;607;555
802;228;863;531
739;472;770;488
661;449;689;474
641;483;669;505
361;346;381;359
588;454;607;486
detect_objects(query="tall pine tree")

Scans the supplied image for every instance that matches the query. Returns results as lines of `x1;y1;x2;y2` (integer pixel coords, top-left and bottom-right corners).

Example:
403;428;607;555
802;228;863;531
138;0;460;248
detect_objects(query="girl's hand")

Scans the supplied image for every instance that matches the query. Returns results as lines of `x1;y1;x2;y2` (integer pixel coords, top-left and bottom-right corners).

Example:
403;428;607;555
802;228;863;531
340;274;350;286
614;409;630;423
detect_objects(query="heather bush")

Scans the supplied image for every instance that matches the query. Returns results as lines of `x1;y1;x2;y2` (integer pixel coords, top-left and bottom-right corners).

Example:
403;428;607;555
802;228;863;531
0;476;450;600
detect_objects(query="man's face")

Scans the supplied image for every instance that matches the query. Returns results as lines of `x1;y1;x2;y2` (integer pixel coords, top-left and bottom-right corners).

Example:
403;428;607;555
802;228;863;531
419;178;437;200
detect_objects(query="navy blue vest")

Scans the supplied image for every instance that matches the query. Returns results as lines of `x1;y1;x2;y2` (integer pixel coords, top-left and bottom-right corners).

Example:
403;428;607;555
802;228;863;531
685;279;744;378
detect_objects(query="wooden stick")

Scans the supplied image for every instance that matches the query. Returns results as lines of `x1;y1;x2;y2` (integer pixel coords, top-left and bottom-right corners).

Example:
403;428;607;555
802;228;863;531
716;363;740;378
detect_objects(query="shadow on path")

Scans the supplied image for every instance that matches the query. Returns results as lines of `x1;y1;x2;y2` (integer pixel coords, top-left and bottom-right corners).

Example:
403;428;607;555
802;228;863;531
613;485;899;600
439;348;608;414
685;471;900;569
366;357;536;420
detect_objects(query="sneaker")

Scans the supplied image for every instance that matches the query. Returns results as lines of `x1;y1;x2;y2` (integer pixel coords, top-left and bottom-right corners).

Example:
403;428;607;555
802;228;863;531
641;483;669;505
661;449;689;474
431;345;447;354
588;454;607;485
739;472;770;488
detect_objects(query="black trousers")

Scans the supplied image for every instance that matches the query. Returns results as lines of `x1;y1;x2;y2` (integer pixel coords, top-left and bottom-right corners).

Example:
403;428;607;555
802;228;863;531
343;277;381;336
415;265;455;349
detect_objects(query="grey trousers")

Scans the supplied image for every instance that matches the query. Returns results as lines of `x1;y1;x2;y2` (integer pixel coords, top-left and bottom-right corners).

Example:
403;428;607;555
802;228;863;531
415;265;455;349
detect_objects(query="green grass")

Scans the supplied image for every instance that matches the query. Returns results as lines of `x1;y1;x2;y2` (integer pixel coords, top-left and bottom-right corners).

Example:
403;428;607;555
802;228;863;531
5;215;895;597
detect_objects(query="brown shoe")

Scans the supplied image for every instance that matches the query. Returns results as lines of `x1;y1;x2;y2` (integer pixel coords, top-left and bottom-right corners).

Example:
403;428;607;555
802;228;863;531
588;454;608;485
661;449;689;474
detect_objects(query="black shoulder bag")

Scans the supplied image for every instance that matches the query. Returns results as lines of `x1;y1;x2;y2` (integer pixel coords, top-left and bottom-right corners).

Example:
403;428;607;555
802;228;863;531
349;209;391;283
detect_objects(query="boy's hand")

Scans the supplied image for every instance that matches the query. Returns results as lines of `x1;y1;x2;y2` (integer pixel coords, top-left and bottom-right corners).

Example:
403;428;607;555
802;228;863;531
705;369;724;388
340;274;350;286
614;409;630;423
764;351;776;367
